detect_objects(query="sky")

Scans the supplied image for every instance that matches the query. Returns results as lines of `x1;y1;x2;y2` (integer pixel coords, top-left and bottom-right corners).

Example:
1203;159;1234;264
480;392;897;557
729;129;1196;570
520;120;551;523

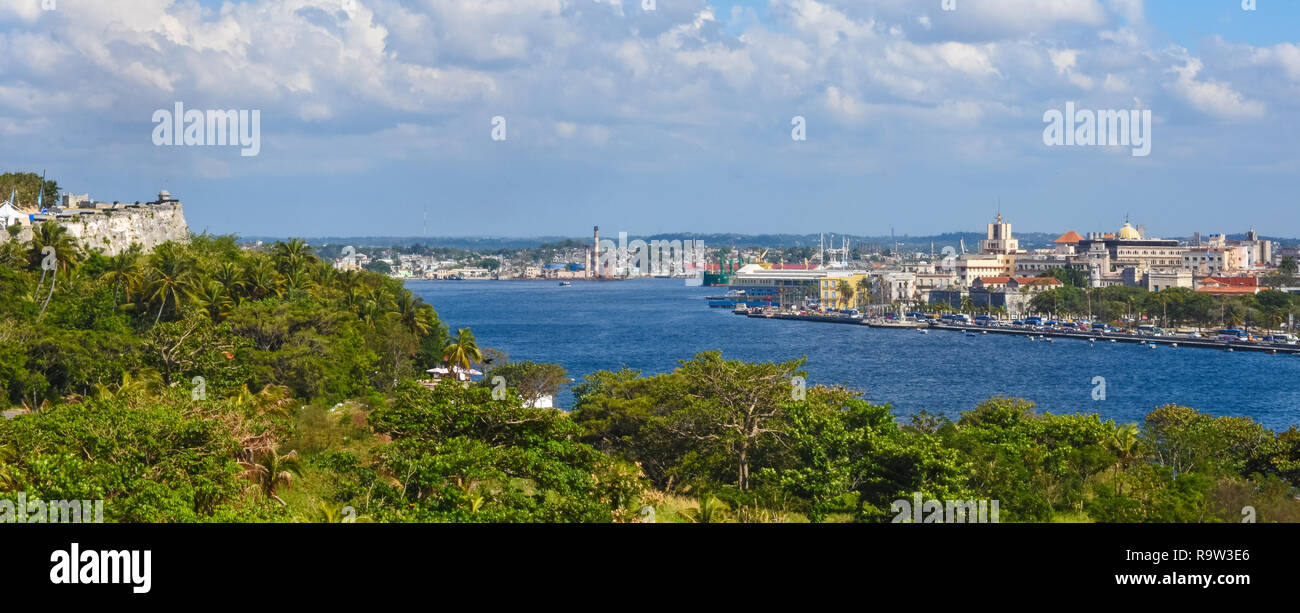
1;0;1298;239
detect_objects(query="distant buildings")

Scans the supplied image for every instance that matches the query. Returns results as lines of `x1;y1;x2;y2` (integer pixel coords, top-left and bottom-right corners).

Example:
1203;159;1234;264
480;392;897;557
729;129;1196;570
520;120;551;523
919;211;1286;315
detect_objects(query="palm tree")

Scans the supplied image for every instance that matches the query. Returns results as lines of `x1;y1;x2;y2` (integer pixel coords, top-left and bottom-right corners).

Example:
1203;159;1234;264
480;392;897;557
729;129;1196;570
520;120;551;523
93;368;166;401
244;258;283;300
195;280;235;321
212;261;245;301
855;276;872;309
227;383;295;418
1107;423;1141;496
282;266;313;300
241;448;300;505
442;328;483;381
272;238;314;275
394;292;434;336
683;494;730;523
308;260;338;297
101;248;143;305
145;244;197;324
28;220;81;275
836;280;854;310
960;296;974;315
872;276;887;313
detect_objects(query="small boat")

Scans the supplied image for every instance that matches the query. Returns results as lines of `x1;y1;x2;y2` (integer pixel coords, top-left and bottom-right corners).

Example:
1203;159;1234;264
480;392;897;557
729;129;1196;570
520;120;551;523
1171;343;1178;348
1044;338;1054;343
558;281;572;286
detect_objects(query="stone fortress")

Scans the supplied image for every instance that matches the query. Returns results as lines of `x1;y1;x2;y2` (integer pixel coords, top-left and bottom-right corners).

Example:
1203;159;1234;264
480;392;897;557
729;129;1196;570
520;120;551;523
0;190;189;256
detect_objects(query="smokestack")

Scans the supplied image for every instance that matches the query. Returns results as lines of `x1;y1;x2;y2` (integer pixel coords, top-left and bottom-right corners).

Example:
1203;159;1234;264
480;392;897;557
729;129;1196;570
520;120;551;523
593;226;600;278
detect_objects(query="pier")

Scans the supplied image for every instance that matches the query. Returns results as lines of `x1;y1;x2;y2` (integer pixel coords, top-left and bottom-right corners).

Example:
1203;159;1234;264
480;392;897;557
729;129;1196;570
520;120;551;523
731;308;1300;354
923;323;1300;354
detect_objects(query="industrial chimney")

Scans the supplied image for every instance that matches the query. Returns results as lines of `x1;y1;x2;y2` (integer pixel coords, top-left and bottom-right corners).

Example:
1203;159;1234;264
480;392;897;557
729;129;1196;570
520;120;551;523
593;226;600;278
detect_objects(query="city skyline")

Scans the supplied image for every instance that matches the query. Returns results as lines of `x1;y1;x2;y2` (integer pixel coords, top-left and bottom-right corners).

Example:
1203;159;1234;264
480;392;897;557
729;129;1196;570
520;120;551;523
2;0;1299;237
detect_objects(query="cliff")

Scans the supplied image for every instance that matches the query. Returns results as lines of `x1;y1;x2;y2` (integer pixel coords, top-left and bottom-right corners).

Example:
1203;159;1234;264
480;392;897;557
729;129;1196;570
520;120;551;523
5;202;189;256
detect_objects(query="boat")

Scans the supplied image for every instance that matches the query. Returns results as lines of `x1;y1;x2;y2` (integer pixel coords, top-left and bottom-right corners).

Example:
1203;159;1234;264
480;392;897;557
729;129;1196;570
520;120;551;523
558;281;572;286
706;288;778;308
706;289;749;301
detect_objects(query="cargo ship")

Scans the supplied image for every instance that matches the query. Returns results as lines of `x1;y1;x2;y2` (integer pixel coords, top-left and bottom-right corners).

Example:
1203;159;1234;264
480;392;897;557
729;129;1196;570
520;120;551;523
703;255;741;287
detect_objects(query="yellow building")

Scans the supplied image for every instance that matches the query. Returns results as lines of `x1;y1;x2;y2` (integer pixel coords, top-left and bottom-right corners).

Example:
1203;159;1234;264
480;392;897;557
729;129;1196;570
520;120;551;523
819;272;869;310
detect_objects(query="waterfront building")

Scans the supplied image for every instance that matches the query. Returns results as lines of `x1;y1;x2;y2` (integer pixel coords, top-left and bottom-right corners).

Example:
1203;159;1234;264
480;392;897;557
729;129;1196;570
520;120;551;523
1074;222;1183;287
1194;276;1261;296
1143;270;1193;292
956;254;1013;286
1014;252;1081;276
951;212;1023;286
967;276;1063;318
1053;231;1084;255
1180;245;1234;275
727;264;864;308
1228;229;1273;269
819;271;871;309
979;213;1023;255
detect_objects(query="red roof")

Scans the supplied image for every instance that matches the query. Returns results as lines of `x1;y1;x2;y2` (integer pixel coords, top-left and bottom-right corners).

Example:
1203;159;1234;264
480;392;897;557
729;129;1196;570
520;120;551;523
1014;277;1062;285
1054;231;1084;244
1201;276;1257;287
977;276;1012;284
1195;286;1259;295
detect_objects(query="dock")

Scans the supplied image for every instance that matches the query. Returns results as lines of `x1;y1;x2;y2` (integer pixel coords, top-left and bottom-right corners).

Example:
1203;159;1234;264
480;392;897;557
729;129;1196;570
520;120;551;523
746;311;864;326
727;308;1300;355
922;323;1300;354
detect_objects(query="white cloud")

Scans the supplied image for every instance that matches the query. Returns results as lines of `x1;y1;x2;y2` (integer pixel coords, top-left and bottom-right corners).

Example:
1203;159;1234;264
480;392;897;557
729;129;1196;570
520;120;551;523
1168;57;1265;120
824;85;867;122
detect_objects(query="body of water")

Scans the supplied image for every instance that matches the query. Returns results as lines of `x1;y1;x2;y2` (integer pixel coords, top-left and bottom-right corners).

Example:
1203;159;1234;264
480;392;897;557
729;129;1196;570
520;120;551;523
409;278;1300;431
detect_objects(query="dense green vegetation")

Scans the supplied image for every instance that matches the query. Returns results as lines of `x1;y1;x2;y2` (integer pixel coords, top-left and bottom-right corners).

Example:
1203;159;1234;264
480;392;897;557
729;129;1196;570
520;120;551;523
1;171;60;207
569;355;1300;522
1024;284;1300;330
2;224;1298;522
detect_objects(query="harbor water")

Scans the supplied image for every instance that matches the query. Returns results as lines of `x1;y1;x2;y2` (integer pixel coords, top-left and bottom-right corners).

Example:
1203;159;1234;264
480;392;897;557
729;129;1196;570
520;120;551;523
409;278;1300;431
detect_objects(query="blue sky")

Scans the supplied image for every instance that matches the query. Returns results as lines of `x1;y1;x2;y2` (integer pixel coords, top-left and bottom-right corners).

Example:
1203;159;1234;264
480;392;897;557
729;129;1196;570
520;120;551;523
2;0;1299;239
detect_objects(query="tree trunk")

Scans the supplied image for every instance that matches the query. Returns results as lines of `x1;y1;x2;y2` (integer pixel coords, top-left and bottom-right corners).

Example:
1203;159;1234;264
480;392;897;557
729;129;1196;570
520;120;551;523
155;293;167;325
738;440;750;490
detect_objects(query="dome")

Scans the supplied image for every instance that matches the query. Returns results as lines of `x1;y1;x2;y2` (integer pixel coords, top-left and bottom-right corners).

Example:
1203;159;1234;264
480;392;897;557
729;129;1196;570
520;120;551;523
1117;222;1140;240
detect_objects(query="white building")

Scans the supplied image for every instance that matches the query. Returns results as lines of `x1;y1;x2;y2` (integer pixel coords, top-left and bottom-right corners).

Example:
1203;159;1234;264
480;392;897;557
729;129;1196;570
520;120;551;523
0;198;27;228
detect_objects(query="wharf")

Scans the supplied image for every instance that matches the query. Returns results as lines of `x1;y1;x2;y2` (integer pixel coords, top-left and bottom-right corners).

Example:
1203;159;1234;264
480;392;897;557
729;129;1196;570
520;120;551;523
745;311;864;325
925;324;1300;354
728;308;1300;355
